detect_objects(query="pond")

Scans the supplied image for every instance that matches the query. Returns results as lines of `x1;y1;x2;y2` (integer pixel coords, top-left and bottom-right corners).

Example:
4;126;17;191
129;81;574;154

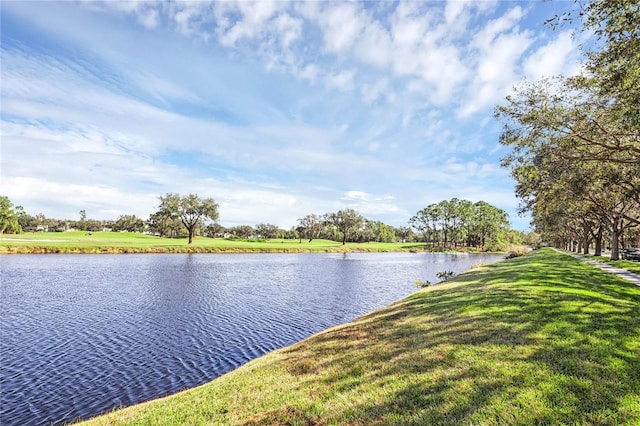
0;252;504;425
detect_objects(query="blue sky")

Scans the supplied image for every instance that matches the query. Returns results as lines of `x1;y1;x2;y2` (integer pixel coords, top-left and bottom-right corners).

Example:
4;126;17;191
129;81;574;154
1;1;583;230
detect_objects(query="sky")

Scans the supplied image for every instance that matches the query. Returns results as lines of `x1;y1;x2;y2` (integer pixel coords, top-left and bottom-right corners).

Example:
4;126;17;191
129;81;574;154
1;0;584;231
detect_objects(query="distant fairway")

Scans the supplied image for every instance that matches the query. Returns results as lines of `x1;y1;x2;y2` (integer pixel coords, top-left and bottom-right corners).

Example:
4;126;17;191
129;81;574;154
0;232;429;254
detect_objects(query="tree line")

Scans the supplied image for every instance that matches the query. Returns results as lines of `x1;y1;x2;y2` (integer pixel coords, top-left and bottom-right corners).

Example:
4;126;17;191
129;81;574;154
495;0;640;259
409;198;511;250
0;194;525;250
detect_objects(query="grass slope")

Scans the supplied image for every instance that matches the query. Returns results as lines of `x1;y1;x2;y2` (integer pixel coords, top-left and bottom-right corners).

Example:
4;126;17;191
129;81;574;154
79;248;640;425
0;232;427;254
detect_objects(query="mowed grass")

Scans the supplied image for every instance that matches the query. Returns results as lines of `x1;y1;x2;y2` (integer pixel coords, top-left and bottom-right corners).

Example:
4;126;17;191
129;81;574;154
584;254;640;275
0;232;426;254
79;248;640;425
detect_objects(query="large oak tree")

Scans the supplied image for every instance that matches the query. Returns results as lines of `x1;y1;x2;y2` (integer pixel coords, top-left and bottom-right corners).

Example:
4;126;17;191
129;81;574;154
157;193;219;244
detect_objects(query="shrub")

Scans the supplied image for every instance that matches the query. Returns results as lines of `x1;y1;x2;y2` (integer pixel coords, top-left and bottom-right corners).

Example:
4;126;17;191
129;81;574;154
413;279;431;288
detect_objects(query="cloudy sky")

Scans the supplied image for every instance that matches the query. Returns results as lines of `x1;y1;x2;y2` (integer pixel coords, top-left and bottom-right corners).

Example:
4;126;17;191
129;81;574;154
1;0;583;230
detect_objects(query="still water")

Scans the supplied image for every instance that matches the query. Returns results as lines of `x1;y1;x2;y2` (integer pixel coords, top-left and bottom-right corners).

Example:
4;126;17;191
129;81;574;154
1;252;503;425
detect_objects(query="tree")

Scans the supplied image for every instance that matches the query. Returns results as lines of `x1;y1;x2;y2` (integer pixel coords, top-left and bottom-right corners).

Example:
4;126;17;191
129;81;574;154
496;78;639;259
297;214;324;242
84;219;104;232
147;210;182;237
254;223;279;239
395;226;414;243
113;215;145;233
17;210;39;232
77;209;88;231
495;0;640;258
411;199;510;250
360;220;377;243
0;196;23;234
409;208;432;243
371;221;396;243
569;0;639;130
472;201;510;250
204;223;226;238
156;193;220;244
325;209;364;245
229;225;254;239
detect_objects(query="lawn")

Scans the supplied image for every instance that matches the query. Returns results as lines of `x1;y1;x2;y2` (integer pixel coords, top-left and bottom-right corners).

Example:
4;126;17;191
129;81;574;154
584;253;640;275
0;232;427;254
78;248;640;425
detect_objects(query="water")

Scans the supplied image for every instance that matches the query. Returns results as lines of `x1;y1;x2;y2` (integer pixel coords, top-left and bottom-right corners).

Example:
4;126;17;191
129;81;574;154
0;252;503;425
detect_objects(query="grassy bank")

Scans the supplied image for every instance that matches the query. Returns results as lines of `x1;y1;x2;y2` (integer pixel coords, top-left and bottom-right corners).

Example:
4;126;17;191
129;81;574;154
79;248;640;425
0;232;431;254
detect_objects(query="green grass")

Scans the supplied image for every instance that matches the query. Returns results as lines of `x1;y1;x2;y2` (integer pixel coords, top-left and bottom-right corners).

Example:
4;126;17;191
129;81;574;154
78;248;640;425
583;254;640;275
0;232;428;254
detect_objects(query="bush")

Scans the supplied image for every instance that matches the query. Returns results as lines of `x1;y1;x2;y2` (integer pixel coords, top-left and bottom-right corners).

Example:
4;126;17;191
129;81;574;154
505;245;531;259
413;279;431;288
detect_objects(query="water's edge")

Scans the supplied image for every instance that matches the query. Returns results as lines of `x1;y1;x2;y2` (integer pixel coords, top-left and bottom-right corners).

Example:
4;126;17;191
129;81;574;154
1;253;504;426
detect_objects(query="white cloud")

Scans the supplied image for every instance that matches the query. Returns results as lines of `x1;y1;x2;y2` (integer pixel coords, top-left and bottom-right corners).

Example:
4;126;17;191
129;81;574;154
133;70;201;104
4;176;161;220
472;5;525;50
445;0;467;24
169;1;213;38
343;191;369;201
339;191;404;218
325;69;356;92
319;3;365;54
273;13;303;49
360;78;390;104
1;0;583;231
216;0;281;47
524;30;581;80
353;21;392;68
458;6;533;117
83;0;162;29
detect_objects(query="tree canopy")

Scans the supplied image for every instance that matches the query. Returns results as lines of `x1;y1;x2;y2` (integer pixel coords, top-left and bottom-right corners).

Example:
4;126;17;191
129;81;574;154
325;209;365;245
156;193;220;244
410;198;509;249
0;196;22;234
496;0;640;258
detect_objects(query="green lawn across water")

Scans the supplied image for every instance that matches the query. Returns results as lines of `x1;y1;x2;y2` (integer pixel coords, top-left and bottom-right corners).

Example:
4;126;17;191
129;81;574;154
78;248;640;425
0;232;427;254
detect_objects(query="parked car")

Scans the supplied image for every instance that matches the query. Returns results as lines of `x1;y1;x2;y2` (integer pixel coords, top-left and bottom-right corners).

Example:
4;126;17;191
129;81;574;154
621;248;640;261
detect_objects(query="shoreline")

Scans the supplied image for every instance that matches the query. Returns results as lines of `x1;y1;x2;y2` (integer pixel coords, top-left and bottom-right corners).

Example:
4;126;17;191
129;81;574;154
0;246;497;255
76;248;640;425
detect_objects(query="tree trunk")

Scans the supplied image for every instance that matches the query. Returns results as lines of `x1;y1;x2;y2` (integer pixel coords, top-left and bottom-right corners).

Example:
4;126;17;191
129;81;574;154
610;218;621;260
582;222;591;254
594;225;603;256
188;228;194;244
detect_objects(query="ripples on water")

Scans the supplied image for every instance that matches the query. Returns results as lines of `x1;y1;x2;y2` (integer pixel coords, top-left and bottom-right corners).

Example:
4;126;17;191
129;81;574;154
0;252;503;425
